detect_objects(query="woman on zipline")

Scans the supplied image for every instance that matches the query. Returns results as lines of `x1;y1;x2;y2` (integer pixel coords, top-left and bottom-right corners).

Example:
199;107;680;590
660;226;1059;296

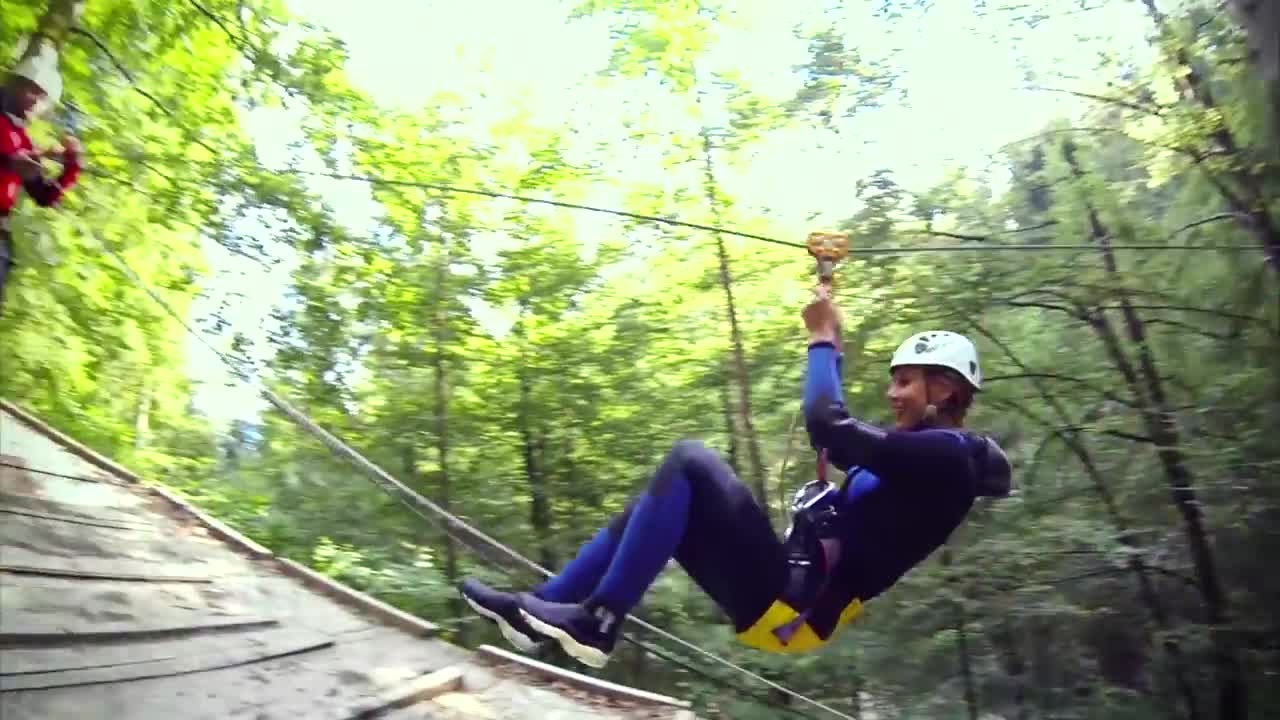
461;284;1012;668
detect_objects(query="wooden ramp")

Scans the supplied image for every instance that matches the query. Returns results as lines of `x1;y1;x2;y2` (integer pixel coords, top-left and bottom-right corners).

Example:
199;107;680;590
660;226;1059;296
0;399;696;720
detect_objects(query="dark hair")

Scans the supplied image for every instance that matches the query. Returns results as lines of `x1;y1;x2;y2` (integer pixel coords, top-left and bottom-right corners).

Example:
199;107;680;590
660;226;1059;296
926;367;975;422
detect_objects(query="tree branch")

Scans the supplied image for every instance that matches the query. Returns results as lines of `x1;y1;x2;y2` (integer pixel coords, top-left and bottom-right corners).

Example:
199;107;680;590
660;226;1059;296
70;27;221;157
985;372;1141;410
1170;212;1252;237
186;0;254;54
1003;299;1087;318
1115;304;1265;324
1021;84;1169;116
912;220;1060;243
1144;318;1239;342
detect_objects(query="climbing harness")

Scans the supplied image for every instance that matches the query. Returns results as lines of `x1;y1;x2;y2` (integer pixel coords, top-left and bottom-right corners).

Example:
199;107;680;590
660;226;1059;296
780;475;845;605
743;465;864;654
744;231;858;651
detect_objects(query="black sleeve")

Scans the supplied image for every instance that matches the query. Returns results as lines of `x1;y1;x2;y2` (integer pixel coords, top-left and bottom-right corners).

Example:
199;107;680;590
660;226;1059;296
805;397;1011;496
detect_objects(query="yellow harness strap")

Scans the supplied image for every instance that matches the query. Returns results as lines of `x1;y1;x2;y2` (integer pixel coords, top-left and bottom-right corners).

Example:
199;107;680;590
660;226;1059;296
735;598;865;654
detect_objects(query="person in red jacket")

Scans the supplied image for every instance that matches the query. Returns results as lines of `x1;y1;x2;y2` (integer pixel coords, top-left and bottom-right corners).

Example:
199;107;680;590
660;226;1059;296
1;45;81;315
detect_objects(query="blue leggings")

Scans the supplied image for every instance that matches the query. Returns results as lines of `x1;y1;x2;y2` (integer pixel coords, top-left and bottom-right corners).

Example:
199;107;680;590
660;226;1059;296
535;440;788;631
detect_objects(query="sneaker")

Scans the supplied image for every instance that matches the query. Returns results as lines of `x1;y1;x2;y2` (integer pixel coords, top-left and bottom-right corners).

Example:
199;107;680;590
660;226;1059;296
459;578;548;652
517;594;622;669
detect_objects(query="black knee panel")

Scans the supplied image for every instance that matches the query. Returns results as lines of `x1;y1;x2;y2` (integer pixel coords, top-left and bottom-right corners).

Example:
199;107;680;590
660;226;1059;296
650;439;708;495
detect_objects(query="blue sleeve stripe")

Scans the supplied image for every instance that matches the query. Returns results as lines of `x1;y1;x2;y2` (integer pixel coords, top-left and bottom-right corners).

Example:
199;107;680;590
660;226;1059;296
803;342;844;412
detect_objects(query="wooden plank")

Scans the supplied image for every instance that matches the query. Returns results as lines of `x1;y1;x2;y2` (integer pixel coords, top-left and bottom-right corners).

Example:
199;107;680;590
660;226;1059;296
1;401;273;561
0;512;257;582
2;649;178;676
0;563;211;584
0;490;148;527
2;623;322;675
0;570;277;643
1;627;333;691
2;619;322;676
337;665;467;719
3;616;279;645
147;485;274;559
0;506;155;532
275;558;438;638
0;400;141;484
227;574;376;637
0;627;473;720
476;644;692;709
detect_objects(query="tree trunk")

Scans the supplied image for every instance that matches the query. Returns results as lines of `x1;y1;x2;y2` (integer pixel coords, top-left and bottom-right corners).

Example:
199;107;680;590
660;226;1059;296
1228;0;1280;153
1064;142;1246;720
849;659;864;720
972;323;1199;720
991;622;1034;720
1140;0;1280;272
517;344;557;571
430;238;460;622
700;129;767;505
134;383;151;451
22;0;87;61
718;352;741;473
943;548;980;720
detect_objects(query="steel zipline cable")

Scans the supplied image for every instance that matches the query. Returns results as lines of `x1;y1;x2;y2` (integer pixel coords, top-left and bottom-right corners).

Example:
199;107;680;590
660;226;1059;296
79;154;1266;257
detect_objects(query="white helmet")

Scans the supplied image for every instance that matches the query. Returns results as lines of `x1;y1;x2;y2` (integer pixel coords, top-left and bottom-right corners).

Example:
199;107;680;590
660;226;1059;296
889;330;982;391
11;42;63;105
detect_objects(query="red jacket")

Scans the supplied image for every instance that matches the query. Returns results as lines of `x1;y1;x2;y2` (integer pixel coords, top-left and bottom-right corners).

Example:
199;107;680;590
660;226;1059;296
1;110;80;217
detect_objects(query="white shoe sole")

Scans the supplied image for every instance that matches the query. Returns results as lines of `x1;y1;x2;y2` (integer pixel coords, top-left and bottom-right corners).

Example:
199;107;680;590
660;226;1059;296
462;593;542;653
519;609;610;669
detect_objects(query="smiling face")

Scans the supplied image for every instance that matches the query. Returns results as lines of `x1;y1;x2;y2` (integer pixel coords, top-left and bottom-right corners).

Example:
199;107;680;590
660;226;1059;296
3;76;47;121
886;365;965;430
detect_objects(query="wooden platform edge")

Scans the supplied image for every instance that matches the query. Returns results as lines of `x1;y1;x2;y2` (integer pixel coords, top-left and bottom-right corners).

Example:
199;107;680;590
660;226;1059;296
0;399;140;484
0;399;275;560
0;562;212;584
147;484;275;558
339;665;466;719
275;558;439;638
1;401;445;650
475;644;693;710
1;627;333;692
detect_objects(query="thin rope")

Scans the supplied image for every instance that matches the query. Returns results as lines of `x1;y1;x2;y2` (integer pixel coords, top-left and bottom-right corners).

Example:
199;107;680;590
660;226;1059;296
66;15;1266;261
95;236;855;720
284;169;1269;254
289;169;1265;254
76;152;1268;256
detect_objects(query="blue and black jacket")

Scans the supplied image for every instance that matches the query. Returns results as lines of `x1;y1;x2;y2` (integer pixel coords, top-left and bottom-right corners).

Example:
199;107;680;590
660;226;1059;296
796;341;1011;640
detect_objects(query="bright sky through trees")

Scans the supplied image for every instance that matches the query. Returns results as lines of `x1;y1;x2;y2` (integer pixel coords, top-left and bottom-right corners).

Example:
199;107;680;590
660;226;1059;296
187;0;1157;423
